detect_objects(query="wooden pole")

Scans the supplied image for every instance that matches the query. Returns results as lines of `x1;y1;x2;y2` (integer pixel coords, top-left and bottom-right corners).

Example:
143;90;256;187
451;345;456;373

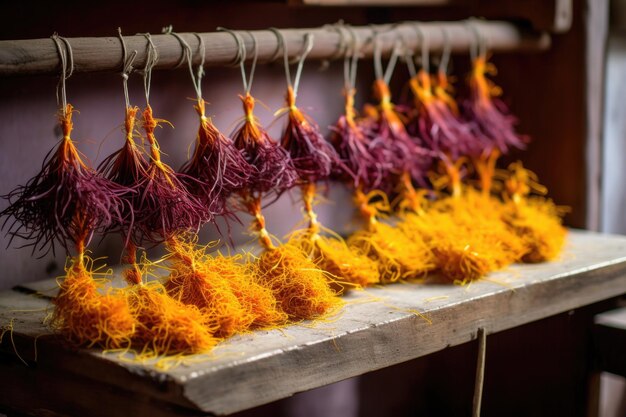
0;20;550;77
472;327;487;417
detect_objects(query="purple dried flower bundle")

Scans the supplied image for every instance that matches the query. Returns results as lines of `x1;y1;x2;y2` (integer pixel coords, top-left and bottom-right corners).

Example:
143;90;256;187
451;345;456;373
232;93;297;196
98;106;147;236
408;70;483;197
1;104;129;255
409;70;479;161
280;86;340;185
329;88;387;193
461;56;529;195
181;99;254;216
462;56;528;157
362;79;433;196
134;105;208;243
99;106;206;245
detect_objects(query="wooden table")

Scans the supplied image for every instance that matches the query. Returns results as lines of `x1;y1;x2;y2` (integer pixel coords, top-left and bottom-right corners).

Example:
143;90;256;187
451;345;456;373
1;230;625;417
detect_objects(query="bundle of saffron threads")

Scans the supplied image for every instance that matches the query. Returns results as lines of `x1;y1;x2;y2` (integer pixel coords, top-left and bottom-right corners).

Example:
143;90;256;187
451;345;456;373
347;41;434;283
141;105;207;241
397;34;521;282
100;34;206;283
127;279;216;356
165;237;254;337
230;32;296;224
321;38;385;291
180;97;252;217
405;35;474;200
223;31;316;322
462;30;528;197
401;188;525;283
42;105;135;348
239;31;339;320
327;33;395;197
0;37;136;348
1;104;129;258
500;162;567;263
159;30;287;335
102;33;214;355
179;30;253;210
268;32;375;293
234;93;297;195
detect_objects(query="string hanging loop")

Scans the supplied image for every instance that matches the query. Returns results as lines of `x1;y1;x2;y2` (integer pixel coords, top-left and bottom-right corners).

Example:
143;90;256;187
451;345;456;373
140;33;159;106
117;28;138;109
51;33;74;116
163;26;205;101
269;28;314;97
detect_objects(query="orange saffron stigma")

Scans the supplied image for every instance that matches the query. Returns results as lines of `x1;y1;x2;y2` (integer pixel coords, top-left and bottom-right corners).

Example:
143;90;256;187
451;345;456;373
255;243;341;321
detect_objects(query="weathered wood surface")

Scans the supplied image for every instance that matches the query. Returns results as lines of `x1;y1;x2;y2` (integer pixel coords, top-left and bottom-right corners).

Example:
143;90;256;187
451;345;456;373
1;230;626;416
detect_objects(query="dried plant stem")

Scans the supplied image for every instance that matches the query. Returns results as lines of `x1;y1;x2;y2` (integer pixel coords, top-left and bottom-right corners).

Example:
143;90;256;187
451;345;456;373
301;183;320;236
473;149;500;198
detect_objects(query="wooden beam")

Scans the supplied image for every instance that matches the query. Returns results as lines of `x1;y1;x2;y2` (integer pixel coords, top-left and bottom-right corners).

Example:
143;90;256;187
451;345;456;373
0;20;550;77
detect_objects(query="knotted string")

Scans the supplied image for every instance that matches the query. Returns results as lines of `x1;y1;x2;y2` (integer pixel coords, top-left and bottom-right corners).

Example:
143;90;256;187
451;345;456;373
163;26;205;102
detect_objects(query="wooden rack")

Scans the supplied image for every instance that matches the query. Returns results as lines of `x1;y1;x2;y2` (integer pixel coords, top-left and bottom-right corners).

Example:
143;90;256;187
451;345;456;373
0;20;550;77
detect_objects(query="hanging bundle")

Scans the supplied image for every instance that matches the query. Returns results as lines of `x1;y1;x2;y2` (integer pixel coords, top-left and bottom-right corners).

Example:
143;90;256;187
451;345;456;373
406;29;474;199
49;104;135;348
329;26;390;198
100;33;207;283
243;30;340;319
50;105;136;348
462;26;528;196
267;30;375;293
102;32;215;355
230;32;297;198
176;31;253;219
228;32;297;287
398;28;522;283
155;29;287;335
347;37;434;283
0;36;135;348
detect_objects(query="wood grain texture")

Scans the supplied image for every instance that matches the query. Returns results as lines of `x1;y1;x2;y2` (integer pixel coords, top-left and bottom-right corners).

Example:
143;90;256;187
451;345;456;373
0;21;550;77
0;230;625;416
